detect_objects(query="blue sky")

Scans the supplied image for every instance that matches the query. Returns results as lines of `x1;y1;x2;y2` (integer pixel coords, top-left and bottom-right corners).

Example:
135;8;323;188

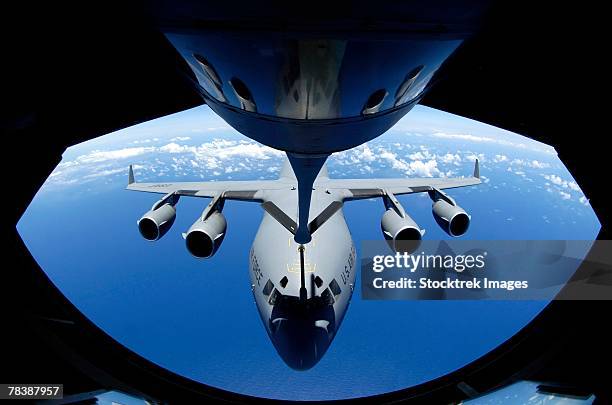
17;105;600;400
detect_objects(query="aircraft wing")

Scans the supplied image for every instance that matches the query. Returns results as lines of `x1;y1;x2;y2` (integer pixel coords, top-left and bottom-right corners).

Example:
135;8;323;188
322;159;481;200
126;165;289;201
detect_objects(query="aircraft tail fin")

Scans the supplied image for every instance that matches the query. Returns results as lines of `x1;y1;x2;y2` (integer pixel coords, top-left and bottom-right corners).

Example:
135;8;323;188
128;165;135;185
473;159;480;179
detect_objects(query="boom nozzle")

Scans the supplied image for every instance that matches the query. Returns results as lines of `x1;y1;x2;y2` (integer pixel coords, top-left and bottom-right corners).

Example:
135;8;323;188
298;245;307;302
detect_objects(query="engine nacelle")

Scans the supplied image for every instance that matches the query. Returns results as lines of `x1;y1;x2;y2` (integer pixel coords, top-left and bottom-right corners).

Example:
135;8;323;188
185;211;227;258
138;203;177;241
432;199;470;237
381;208;424;253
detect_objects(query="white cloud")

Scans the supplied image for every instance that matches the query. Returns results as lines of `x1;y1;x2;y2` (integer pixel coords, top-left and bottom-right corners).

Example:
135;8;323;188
379;150;410;171
408;149;434;161
56;160;79;169
544;174;563;185
76;147;155;163
354;144;376;163
465;153;485;163
82;168;126;179
559;191;571;200
344;147;442;177
439;153;461;165
407;160;441;177
431;131;555;153
333;144;476;178
334;144;377;165
151;139;284;171
408;151;426;160
511;158;550;169
44;137;288;189
543;174;580;193
159;143;189;153
170;136;191;141
494;154;508;163
213;142;283;160
432;132;495;143
530;160;549;169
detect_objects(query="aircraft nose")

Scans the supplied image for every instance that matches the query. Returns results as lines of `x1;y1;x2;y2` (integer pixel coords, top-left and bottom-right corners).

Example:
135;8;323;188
270;318;332;370
268;295;337;370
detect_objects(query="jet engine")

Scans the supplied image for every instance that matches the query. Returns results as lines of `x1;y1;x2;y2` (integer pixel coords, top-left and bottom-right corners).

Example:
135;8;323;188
138;195;179;241
381;208;424;253
432;199;471;237
185;211;227;258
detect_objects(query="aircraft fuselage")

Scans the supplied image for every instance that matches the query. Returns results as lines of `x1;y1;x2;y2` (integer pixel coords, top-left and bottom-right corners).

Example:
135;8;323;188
249;181;356;370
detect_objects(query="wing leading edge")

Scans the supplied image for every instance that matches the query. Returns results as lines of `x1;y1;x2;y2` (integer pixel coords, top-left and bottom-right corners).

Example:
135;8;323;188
126;165;291;201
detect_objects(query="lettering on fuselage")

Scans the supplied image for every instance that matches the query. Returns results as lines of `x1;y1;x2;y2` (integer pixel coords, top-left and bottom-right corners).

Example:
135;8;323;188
250;248;263;286
340;244;356;285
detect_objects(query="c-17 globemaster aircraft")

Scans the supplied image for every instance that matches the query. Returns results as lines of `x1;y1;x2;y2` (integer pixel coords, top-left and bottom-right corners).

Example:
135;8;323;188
127;157;480;369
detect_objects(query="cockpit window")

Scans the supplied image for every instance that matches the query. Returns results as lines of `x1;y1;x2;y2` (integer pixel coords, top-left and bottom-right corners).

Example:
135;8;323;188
262;279;274;296
329;278;342;296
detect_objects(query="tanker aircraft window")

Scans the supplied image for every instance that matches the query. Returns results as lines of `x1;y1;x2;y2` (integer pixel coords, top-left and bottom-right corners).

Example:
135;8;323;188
192;53;222;88
229;77;257;112
394;65;424;106
16;103;600;401
362;89;388;115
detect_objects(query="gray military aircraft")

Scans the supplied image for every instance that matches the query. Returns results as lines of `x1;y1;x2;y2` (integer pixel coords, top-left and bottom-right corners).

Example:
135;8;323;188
127;157;480;369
